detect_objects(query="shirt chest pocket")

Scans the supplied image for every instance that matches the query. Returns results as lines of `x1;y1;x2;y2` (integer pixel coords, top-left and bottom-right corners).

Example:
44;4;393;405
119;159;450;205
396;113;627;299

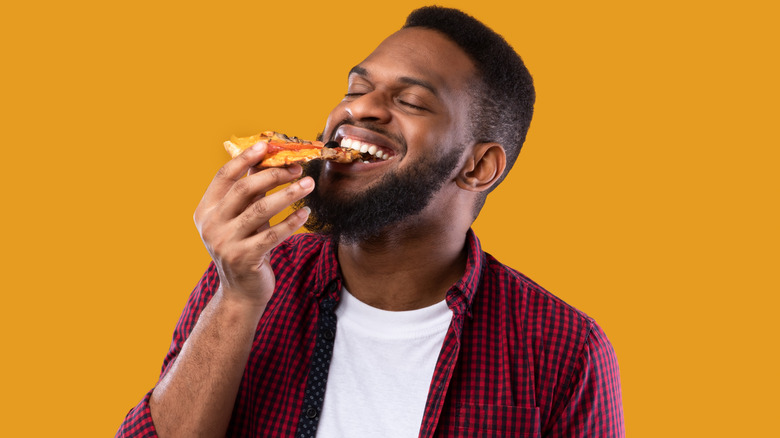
452;404;541;437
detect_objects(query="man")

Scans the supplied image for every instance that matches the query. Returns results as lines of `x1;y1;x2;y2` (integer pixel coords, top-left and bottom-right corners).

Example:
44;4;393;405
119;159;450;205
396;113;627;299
118;6;623;438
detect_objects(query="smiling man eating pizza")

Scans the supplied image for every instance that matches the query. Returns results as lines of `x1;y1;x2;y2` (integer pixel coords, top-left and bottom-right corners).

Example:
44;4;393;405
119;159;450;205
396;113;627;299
118;6;624;438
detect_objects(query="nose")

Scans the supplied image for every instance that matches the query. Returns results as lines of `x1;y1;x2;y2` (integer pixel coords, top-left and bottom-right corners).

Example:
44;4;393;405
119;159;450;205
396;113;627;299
345;91;392;123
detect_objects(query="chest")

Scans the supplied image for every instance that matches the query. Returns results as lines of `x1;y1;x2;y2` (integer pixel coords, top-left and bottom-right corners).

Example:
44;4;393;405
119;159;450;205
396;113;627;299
233;305;548;438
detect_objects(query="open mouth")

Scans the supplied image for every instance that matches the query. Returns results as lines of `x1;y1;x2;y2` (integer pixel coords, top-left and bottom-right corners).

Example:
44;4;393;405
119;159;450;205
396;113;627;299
339;137;395;163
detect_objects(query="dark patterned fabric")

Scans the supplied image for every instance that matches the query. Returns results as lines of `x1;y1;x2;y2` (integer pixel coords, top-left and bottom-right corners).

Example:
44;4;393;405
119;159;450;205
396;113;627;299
117;230;624;437
295;295;338;438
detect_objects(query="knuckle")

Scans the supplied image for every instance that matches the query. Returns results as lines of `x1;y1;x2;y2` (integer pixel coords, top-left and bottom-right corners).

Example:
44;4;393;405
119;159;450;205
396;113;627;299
199;221;212;239
284;184;302;200
261;229;280;247
279;183;305;204
193;206;209;227
268;167;288;182
238;154;254;167
200;223;224;249
206;231;224;251
250;199;269;218
233;179;252;197
215;164;231;180
238;212;253;231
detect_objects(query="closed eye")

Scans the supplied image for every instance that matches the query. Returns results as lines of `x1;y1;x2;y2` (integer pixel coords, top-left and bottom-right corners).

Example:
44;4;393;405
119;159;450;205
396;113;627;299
398;100;428;112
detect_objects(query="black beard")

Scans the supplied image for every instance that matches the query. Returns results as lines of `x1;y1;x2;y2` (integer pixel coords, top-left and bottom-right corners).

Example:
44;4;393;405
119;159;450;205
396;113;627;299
298;145;462;243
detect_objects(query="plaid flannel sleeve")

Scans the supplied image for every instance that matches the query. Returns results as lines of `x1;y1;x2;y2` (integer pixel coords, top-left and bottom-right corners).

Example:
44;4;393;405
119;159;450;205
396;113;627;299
548;321;624;437
115;264;220;437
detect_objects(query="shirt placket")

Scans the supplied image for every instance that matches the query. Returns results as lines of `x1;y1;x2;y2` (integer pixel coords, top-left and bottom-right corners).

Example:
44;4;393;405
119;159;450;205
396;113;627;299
294;283;339;438
418;311;466;438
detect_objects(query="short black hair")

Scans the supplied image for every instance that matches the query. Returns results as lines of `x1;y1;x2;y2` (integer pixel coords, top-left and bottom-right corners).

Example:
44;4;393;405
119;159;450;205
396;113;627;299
403;6;535;198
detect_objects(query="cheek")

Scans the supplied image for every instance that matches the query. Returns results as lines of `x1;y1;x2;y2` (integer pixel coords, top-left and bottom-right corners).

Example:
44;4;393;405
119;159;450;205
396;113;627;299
401;116;453;155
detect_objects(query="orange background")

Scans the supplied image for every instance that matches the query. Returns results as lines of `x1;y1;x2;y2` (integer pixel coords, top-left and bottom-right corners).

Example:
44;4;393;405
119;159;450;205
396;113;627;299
1;0;778;436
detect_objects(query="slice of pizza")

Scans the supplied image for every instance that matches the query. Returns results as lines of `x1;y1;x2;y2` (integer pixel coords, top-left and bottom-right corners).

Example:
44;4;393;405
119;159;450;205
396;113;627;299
224;131;363;167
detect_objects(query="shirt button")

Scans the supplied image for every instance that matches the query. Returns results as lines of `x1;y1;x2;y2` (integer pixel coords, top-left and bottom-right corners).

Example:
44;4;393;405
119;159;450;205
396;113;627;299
306;407;317;418
323;329;335;340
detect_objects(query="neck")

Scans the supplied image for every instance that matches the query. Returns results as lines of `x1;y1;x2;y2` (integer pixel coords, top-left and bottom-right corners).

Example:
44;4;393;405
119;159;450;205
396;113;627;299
336;223;469;311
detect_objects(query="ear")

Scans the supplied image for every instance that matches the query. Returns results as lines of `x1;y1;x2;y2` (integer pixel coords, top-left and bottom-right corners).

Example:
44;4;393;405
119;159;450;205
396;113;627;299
456;142;507;192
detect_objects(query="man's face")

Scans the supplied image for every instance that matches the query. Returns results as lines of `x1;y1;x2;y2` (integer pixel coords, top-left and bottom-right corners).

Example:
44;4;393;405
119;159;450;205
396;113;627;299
301;27;477;242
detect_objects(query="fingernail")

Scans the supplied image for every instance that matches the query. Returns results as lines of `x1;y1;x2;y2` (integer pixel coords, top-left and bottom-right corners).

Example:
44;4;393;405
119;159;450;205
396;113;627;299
251;142;265;151
299;177;314;189
302;206;311;215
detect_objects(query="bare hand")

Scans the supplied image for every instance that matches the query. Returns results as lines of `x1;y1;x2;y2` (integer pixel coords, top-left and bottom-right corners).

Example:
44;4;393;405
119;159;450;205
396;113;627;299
193;142;314;308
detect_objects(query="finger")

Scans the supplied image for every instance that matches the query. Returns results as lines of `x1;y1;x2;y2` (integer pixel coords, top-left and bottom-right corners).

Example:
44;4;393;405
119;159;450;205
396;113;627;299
232;176;314;237
199;142;268;210
243;205;311;256
218;165;304;221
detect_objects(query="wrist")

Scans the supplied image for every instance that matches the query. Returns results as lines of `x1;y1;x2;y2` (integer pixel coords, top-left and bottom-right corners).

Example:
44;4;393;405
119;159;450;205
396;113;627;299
213;285;268;325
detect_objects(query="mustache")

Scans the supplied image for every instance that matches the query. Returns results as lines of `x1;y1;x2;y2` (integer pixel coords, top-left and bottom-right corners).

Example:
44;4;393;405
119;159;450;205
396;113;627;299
324;119;407;153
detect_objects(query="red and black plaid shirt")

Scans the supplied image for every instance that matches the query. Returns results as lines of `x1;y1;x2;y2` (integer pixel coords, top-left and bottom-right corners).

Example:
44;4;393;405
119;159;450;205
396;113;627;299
117;230;623;437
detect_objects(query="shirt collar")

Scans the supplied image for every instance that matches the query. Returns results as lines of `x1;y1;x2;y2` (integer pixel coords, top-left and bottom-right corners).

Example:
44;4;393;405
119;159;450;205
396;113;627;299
313;235;343;302
310;229;486;315
446;228;485;318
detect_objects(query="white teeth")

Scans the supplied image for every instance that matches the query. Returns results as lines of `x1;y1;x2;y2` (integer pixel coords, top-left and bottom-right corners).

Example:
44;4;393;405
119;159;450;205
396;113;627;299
339;138;392;160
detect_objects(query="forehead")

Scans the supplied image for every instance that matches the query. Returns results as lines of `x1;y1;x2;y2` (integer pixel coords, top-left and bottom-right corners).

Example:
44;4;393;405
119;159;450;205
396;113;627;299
356;27;477;94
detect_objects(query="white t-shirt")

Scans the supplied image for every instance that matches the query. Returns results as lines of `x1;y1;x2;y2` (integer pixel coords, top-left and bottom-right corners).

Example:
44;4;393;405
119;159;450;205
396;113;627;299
316;289;453;438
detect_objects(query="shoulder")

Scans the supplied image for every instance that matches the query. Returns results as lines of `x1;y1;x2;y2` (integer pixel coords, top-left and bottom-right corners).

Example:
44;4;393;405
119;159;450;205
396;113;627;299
482;252;595;332
477;252;622;427
479;252;612;373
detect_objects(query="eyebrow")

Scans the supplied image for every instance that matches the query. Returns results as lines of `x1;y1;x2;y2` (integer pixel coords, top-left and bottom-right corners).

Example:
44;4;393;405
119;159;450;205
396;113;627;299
348;65;439;97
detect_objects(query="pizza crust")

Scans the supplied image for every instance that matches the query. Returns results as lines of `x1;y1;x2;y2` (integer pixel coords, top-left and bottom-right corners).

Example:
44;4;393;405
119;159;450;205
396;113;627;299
223;131;363;167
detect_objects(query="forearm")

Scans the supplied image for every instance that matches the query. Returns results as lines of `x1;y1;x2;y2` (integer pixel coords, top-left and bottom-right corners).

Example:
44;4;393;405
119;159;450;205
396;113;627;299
140;145;311;437
149;287;265;438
